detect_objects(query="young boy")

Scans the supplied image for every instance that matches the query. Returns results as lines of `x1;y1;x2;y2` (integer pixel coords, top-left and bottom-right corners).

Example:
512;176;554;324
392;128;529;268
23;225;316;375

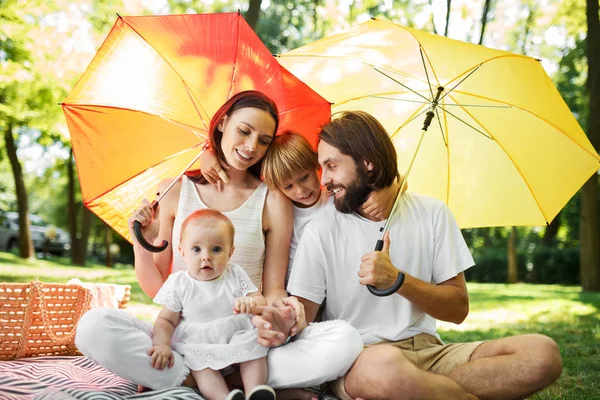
261;131;405;282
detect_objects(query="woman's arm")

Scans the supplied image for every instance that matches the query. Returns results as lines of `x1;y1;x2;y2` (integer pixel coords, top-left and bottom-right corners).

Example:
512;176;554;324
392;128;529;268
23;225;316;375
261;188;293;305
130;179;179;298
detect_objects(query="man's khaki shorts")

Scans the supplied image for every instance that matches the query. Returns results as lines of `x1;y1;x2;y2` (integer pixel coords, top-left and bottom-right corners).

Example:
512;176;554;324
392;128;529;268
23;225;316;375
329;333;484;400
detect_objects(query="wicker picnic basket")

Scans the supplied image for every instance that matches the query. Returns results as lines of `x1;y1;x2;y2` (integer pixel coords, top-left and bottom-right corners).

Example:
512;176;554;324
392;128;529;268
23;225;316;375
0;281;93;360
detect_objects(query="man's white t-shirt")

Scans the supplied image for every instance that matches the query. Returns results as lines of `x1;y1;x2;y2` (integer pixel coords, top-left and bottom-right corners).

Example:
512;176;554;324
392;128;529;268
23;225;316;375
287;192;475;345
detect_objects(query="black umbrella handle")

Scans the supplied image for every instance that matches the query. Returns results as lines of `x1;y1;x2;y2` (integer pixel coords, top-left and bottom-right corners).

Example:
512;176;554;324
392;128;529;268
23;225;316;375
133;200;168;253
367;239;405;296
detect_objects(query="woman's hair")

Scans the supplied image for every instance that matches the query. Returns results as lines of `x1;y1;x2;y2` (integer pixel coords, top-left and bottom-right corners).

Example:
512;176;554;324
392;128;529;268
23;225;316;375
186;90;279;183
180;209;235;246
319;111;398;190
262;131;319;189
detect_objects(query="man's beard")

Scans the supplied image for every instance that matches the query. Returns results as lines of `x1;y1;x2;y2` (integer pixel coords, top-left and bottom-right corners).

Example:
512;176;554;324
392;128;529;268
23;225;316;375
328;165;372;214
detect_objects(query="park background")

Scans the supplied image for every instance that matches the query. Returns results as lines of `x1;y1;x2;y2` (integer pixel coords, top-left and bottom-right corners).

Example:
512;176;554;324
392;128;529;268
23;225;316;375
0;0;599;398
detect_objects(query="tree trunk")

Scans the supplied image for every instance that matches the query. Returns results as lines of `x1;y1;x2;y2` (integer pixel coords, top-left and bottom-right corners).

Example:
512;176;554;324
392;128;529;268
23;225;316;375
444;0;452;37
105;224;113;268
4;122;33;259
478;0;492;45
580;0;600;291
67;148;84;265
521;4;536;54
81;207;92;262
245;0;262;30
429;0;438;34
508;227;518;283
542;213;561;247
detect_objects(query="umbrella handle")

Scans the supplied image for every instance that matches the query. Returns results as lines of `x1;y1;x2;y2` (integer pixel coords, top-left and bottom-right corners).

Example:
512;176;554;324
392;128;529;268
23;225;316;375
367;239;405;296
133;201;168;253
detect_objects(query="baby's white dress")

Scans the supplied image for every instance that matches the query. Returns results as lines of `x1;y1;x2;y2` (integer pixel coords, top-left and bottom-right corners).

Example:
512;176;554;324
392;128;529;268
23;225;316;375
153;263;268;371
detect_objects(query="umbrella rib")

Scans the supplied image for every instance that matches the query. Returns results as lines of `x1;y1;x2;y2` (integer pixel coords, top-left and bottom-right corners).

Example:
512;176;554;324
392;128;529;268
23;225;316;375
435;108;448;147
389;104;429;140
278;53;430;86
443;54;536;89
228;15;241;99
439;65;482;103
441;98;451;204
119;16;210;131
385;19;442;85
85;143;205;205
436;105;493;140
446;92;550;223
452;91;600;161
419;46;436;100
62;103;208;139
370;96;430;104
372;66;431;103
334;90;431;107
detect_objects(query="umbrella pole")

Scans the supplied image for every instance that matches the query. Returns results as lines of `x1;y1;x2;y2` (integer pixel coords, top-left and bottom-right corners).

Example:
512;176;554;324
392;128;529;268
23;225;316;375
133;149;206;252
368;87;444;296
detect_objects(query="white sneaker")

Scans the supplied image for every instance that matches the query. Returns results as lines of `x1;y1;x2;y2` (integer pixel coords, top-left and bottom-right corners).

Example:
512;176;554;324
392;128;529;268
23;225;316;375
247;384;276;400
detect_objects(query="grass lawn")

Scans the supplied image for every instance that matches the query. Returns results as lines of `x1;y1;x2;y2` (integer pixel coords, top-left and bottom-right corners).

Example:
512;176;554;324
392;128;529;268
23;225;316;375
1;251;598;399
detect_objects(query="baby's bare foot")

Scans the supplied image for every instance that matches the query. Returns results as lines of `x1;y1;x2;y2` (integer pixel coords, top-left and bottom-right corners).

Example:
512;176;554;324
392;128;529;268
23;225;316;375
261;306;297;338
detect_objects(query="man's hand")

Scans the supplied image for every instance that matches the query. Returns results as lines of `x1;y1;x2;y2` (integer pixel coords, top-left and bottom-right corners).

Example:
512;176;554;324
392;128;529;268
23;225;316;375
234;296;260;314
358;232;400;290
147;343;174;370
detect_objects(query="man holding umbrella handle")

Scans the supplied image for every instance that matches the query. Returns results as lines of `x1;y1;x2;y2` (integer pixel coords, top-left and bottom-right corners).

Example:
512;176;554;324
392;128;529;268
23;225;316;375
286;111;563;400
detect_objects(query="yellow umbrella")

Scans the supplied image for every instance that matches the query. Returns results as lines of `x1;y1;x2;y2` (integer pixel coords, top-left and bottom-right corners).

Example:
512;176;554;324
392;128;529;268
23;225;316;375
278;18;600;230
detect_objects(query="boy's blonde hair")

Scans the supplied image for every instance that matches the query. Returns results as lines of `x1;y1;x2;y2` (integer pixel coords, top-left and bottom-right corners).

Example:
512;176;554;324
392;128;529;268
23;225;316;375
262;131;319;189
180;209;235;246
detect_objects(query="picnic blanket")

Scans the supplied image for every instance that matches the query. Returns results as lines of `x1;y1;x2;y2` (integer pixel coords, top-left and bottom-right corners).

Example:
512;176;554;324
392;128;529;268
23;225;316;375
0;356;204;400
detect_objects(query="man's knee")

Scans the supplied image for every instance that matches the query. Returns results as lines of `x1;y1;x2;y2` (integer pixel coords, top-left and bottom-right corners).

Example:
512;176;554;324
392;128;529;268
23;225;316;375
526;334;562;386
347;345;421;399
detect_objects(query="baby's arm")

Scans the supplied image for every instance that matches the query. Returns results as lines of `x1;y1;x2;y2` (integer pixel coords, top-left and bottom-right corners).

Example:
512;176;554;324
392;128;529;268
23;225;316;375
148;306;180;370
234;291;268;315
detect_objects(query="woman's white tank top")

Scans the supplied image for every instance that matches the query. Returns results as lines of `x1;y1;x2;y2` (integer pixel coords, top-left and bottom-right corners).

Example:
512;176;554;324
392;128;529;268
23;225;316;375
171;176;267;288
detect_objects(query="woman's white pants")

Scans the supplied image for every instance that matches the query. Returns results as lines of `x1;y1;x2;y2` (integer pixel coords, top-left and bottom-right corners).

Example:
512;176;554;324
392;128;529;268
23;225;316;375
75;308;363;391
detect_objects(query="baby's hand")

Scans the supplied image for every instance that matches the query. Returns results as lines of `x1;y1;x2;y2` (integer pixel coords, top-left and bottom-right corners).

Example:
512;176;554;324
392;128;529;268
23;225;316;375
147;344;174;370
234;296;259;315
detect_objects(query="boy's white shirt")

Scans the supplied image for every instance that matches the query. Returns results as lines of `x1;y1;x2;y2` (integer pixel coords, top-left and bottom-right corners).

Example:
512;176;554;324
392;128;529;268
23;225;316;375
287;192;475;345
287;188;333;281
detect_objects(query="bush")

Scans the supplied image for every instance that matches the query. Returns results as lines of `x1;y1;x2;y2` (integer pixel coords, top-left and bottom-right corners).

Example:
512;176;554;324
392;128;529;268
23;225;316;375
466;247;580;285
532;247;580;285
466;248;527;283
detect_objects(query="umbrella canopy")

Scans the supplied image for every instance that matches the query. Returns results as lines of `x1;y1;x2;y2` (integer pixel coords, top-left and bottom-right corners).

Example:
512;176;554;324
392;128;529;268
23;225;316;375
277;18;600;228
63;12;331;240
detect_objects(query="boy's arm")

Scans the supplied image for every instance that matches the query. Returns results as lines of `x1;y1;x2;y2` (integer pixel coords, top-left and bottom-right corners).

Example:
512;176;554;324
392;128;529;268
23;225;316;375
297;297;320;324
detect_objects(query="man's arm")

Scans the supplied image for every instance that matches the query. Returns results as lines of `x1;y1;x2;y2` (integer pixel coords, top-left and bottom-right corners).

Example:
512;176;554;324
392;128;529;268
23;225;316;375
397;272;469;324
359;232;469;324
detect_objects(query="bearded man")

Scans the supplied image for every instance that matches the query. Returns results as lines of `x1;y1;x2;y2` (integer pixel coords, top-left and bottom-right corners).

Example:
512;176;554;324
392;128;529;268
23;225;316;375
285;111;562;400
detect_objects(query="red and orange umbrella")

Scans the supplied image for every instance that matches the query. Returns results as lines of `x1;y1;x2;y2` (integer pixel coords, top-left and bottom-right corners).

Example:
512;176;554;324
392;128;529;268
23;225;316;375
63;12;331;241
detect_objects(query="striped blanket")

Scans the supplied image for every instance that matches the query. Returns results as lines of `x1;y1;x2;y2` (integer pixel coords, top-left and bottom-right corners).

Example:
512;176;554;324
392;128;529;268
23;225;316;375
0;356;203;400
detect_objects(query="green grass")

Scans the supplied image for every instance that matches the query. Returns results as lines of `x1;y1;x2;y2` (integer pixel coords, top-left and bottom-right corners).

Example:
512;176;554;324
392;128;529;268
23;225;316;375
1;251;599;399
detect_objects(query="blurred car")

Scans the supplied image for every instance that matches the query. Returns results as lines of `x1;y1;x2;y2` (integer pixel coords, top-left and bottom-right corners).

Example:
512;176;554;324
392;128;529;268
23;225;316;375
0;211;71;256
